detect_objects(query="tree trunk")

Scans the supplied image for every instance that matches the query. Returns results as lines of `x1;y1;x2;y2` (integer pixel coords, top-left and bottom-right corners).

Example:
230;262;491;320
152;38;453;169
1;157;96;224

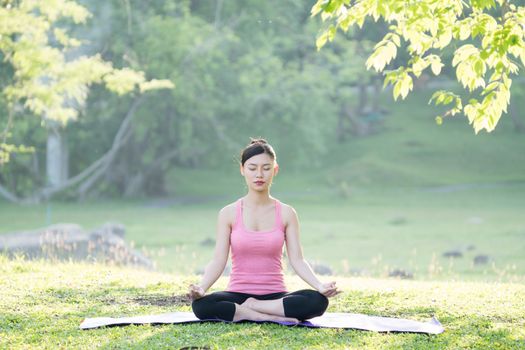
357;81;368;115
371;78;382;113
46;124;68;187
343;104;370;137
337;107;346;143
509;100;525;133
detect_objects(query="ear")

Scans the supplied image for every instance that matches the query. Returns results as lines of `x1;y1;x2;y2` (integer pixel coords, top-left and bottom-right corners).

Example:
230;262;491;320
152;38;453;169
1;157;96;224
240;164;244;176
274;163;279;175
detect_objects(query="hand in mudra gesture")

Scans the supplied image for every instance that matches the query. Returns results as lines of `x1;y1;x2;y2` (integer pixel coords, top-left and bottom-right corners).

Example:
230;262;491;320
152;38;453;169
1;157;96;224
318;281;341;298
188;284;205;301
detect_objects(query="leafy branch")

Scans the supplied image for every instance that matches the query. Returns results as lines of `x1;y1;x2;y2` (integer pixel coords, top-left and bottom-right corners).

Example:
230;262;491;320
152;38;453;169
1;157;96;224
312;0;525;133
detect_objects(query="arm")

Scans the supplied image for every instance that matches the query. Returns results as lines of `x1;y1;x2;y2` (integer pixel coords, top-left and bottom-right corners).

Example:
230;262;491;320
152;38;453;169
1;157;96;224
189;207;231;298
284;206;340;297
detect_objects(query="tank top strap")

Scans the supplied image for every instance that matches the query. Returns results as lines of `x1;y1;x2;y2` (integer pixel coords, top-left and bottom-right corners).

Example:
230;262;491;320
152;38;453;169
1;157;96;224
274;199;285;232
233;198;242;230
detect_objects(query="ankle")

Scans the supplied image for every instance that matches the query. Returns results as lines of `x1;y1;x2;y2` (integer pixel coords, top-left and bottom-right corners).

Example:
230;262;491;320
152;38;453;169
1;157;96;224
242;297;257;309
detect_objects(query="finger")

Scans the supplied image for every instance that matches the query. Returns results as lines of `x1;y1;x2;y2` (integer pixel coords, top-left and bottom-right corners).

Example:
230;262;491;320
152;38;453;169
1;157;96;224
323;290;335;297
326;289;340;297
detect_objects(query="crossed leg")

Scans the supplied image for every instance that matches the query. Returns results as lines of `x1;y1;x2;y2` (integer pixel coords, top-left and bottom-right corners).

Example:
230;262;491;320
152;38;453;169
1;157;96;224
240;297;286;317
192;289;328;323
236;289;328;322
233;302;298;323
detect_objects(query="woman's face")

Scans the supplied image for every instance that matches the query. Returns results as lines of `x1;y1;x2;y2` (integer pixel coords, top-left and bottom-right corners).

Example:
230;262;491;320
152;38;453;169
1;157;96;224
240;152;278;192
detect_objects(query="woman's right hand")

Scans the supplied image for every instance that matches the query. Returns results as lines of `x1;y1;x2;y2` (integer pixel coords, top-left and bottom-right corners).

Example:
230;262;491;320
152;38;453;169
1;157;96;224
188;284;206;301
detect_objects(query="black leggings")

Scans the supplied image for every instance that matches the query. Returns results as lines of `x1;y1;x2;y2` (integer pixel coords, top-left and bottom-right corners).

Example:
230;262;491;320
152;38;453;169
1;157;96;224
191;289;328;322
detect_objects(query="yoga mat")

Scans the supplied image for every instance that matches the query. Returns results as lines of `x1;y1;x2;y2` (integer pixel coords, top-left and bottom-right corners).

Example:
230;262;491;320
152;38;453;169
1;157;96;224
79;312;444;334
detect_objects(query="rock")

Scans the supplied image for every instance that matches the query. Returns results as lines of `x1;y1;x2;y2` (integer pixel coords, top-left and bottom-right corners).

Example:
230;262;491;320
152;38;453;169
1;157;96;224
101;222;126;238
388;269;414;279
349;268;369;277
473;254;490;265
199;238;215;247
0;223;153;269
0;224;87;258
442;250;463;258
389;217;408;225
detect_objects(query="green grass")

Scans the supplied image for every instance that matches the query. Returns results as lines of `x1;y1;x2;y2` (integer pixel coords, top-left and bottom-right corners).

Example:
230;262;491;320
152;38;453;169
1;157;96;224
1;257;524;349
1;183;524;282
1;88;525;348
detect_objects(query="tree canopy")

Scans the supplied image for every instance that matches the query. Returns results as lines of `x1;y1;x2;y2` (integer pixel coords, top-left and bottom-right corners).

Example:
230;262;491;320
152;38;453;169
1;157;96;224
0;0;173;164
313;0;525;133
1;0;524;202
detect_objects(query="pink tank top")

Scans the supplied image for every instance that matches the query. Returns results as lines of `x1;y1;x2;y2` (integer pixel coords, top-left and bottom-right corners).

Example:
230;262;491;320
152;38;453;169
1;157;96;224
226;198;288;295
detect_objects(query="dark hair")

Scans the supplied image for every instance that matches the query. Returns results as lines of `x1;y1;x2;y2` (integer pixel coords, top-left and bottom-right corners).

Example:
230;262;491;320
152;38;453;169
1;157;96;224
240;138;277;166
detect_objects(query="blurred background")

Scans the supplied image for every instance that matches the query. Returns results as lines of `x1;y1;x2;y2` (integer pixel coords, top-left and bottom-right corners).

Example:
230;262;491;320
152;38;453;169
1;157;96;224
1;0;524;282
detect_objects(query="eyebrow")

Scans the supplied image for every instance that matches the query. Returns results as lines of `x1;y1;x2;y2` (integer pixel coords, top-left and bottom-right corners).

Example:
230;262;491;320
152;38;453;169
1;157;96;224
247;163;272;166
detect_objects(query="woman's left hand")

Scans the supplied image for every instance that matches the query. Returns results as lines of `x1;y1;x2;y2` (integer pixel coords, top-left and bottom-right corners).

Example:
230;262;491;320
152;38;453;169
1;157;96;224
317;281;341;298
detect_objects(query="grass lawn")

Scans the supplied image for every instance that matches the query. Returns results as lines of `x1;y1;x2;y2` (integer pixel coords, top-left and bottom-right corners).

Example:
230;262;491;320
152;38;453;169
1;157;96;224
1;257;524;349
1;87;524;349
1;182;524;282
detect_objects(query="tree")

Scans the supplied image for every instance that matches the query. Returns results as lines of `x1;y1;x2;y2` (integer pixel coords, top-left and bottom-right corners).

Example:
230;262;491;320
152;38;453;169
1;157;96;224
0;0;172;202
312;0;525;133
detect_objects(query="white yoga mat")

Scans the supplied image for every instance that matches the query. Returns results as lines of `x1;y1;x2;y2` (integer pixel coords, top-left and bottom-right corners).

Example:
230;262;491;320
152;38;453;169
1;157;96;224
80;311;444;334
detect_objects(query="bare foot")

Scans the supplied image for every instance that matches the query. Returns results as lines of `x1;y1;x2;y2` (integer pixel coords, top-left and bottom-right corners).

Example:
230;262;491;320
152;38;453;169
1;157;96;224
233;303;299;324
268;315;300;324
241;297;257;309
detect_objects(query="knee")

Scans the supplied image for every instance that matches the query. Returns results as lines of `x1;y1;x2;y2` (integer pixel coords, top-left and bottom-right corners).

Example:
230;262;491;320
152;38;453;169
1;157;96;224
305;290;329;316
288;289;329;319
191;297;211;320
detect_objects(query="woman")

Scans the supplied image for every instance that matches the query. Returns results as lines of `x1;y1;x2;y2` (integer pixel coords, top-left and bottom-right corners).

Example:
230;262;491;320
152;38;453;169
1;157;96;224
189;138;340;323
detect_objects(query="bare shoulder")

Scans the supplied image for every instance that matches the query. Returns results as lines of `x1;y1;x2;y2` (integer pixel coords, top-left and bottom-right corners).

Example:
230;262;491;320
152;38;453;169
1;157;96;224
218;201;237;226
278;201;299;224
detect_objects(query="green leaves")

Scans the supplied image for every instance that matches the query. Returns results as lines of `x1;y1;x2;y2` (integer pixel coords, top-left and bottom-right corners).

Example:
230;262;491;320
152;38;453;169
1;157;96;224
312;0;525;133
429;90;463;126
453;45;486;91
0;1;174;125
315;25;337;50
0;142;34;165
384;68;413;101
366;33;400;72
0;0;175;164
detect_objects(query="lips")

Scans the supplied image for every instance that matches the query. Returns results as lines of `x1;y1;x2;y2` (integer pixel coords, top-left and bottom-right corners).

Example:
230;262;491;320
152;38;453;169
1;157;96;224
254;181;265;185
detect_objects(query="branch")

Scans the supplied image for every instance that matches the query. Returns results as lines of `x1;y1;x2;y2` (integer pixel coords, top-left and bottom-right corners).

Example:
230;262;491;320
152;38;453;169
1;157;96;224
0;181;24;204
214;0;224;29
76;95;144;198
21;95;145;201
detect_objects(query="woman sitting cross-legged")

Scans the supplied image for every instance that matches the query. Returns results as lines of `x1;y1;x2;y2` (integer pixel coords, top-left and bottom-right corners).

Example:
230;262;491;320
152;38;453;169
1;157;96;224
188;138;340;323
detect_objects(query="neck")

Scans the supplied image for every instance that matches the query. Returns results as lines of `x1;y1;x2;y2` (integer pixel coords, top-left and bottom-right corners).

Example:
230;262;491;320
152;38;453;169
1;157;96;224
244;190;273;206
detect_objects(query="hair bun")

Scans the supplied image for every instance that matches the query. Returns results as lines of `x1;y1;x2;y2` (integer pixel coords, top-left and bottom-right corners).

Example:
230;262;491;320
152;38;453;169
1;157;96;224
249;137;268;145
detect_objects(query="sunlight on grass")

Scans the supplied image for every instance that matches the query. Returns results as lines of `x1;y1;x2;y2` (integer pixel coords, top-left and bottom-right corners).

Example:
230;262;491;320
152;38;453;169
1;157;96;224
1;257;524;349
